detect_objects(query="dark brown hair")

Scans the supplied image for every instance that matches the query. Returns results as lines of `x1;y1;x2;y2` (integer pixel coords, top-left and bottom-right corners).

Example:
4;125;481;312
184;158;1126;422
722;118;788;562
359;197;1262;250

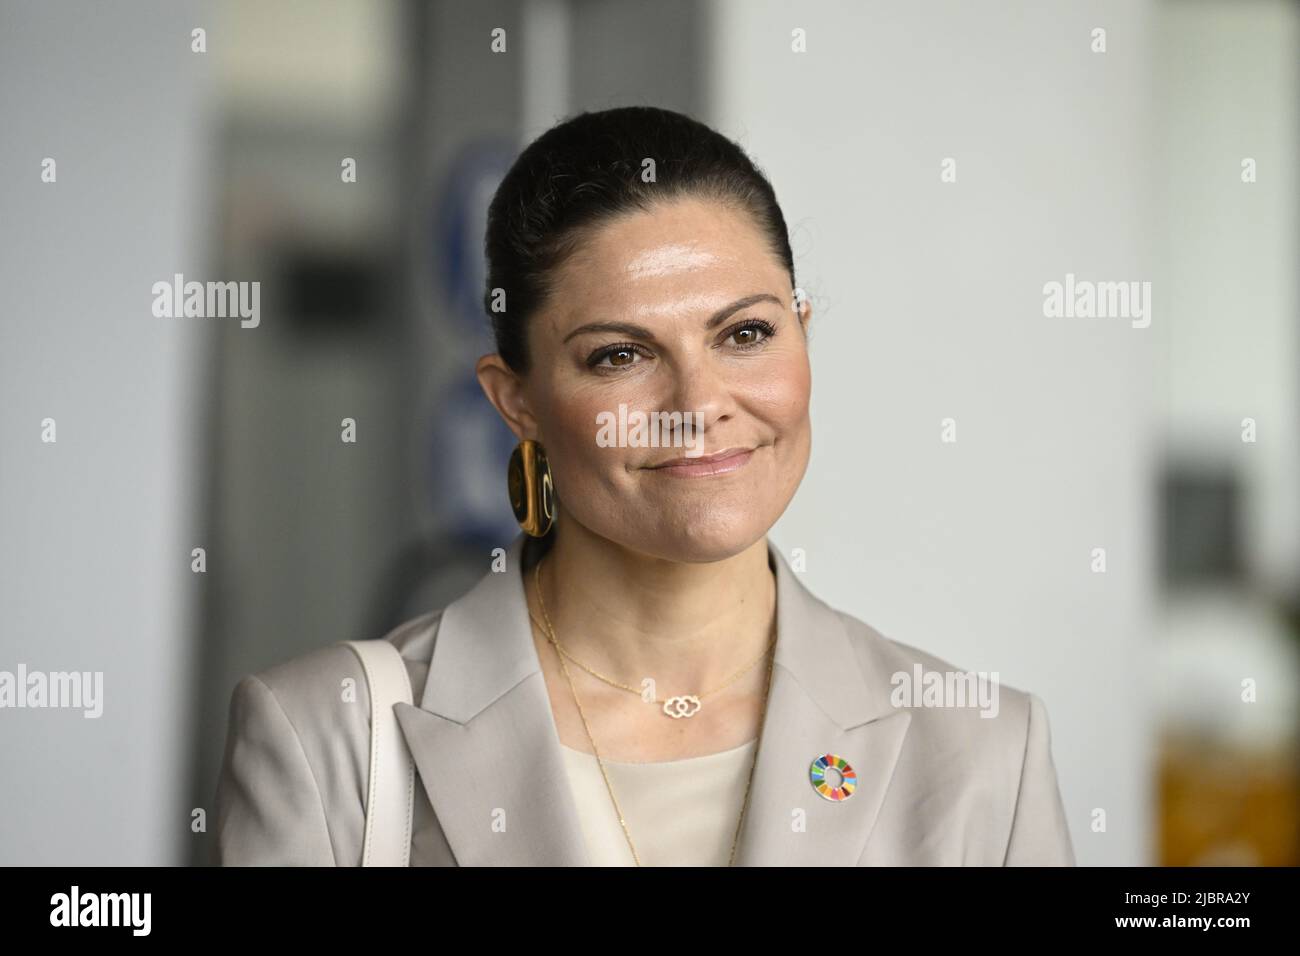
482;106;796;374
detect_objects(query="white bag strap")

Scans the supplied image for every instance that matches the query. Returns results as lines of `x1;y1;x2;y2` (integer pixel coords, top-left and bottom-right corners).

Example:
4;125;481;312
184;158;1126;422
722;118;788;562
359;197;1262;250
341;639;415;866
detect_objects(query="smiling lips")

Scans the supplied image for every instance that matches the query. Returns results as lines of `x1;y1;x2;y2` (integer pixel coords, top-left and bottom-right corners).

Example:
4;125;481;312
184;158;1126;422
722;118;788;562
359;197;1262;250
645;446;754;478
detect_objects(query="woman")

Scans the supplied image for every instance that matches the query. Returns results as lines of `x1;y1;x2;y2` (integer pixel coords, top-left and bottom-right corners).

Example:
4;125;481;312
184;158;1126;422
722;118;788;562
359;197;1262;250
214;106;1075;867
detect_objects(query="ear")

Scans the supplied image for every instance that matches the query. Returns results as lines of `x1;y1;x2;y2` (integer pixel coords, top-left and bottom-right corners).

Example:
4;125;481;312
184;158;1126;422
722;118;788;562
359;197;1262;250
475;353;538;441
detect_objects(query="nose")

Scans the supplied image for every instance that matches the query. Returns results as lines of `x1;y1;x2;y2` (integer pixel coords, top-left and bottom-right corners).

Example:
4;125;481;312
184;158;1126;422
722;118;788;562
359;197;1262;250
664;350;735;444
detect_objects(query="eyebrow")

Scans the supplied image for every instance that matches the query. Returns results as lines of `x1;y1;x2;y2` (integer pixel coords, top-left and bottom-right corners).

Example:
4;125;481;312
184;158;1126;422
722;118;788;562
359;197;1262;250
561;292;783;344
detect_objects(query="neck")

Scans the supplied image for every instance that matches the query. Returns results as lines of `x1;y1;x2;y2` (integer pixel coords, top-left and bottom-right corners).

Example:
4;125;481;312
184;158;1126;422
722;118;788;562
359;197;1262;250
526;520;777;694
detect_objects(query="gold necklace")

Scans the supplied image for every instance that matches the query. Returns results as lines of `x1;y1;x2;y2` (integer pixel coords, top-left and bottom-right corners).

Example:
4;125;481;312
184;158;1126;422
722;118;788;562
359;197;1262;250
532;558;776;867
525;607;776;718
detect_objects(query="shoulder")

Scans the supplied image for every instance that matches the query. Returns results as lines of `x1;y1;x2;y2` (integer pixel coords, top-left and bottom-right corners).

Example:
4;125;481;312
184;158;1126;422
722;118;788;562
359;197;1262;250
828;606;1073;864
214;609;447;865
832;606;1048;775
226;608;444;736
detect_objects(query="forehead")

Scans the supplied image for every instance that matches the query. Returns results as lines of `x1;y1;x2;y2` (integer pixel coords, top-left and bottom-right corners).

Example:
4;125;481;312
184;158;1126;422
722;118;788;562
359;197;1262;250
548;196;787;321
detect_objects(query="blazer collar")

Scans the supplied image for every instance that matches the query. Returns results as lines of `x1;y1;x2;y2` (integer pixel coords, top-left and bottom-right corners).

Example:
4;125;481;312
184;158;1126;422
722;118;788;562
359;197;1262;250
394;533;911;866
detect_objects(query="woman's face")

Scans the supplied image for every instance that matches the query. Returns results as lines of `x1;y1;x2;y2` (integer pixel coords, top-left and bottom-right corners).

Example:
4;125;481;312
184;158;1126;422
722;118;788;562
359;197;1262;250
489;195;812;564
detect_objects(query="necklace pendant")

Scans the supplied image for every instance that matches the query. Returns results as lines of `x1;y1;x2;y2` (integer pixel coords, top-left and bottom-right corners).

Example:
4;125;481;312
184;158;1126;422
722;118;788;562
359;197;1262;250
663;695;701;718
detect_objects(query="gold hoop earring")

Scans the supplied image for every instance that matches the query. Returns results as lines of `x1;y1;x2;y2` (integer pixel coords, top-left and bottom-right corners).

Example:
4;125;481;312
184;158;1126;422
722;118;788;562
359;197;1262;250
507;439;555;537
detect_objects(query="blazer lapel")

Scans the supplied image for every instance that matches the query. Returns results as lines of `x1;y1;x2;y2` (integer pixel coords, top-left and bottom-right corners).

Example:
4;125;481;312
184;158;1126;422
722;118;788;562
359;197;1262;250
732;545;911;866
394;534;910;866
394;534;589;866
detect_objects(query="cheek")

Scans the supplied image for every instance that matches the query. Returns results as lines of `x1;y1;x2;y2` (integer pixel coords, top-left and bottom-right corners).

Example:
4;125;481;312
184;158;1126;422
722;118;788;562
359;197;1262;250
749;349;812;436
537;394;629;494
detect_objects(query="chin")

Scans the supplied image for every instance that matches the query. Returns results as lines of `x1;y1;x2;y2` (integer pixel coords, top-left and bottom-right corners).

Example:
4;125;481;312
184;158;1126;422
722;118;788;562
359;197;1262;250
632;509;775;565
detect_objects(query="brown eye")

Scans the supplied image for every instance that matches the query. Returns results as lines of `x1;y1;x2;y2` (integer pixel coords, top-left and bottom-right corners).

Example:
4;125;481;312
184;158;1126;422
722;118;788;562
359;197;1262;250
724;319;775;348
588;343;649;370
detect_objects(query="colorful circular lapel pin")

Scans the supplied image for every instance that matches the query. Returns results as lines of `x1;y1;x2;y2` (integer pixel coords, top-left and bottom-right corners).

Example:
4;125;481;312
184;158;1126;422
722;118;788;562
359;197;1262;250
809;753;857;802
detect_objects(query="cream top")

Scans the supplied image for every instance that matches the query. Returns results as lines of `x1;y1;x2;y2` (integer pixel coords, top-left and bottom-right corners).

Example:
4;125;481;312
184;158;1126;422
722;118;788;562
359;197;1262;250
559;737;760;866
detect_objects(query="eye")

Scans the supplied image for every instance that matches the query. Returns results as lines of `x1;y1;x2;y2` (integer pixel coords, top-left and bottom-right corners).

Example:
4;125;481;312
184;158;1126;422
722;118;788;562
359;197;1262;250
588;343;650;370
721;318;776;349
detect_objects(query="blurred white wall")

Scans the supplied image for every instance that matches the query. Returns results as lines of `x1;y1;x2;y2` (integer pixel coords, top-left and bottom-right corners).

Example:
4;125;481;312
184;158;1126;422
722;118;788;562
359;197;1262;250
1155;0;1299;592
1149;0;1300;863
0;1;210;864
707;0;1161;865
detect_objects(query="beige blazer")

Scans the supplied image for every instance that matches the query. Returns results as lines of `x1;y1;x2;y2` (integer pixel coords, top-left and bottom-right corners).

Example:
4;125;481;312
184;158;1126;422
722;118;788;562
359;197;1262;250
213;534;1075;866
